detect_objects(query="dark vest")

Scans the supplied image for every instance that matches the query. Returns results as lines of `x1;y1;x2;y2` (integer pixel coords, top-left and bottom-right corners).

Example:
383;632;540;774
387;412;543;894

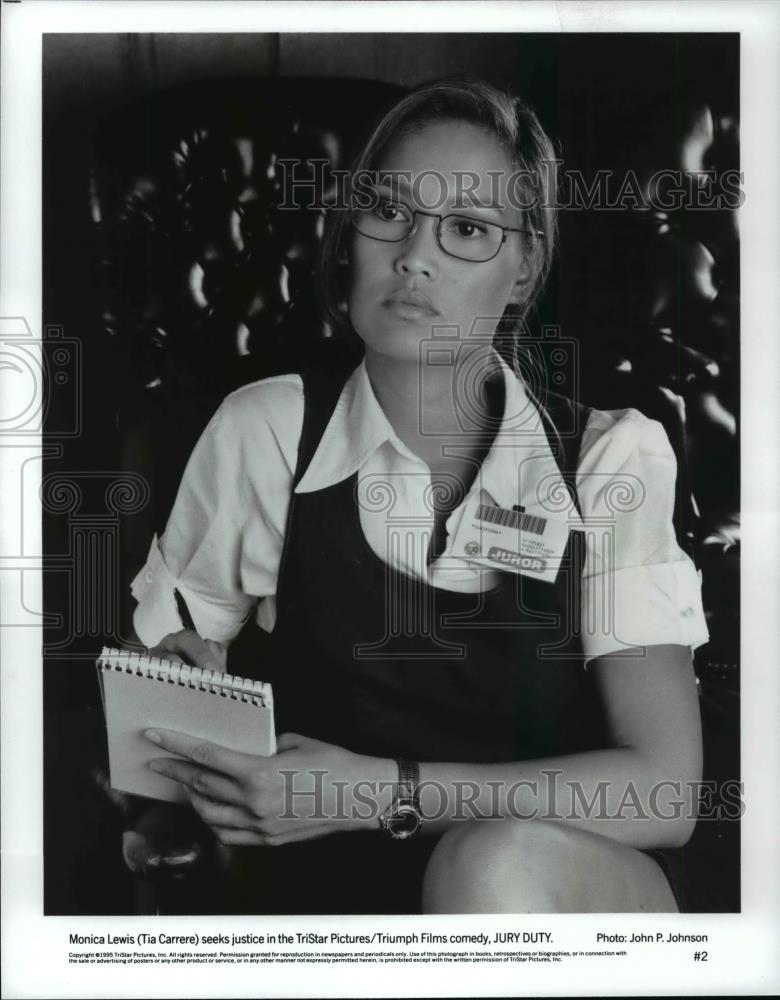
264;366;610;763
223;366;682;916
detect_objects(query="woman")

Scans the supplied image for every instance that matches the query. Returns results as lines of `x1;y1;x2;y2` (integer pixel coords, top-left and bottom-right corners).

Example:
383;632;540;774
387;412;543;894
131;79;708;913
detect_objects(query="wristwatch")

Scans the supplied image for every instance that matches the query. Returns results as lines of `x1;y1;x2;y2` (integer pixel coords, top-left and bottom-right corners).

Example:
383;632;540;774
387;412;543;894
378;759;424;839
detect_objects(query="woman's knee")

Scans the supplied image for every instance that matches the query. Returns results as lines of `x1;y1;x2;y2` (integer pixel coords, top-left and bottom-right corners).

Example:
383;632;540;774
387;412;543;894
421;819;678;914
422;818;573;913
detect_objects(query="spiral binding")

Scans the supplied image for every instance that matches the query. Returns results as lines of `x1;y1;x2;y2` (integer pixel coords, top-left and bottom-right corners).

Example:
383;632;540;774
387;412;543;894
97;646;272;708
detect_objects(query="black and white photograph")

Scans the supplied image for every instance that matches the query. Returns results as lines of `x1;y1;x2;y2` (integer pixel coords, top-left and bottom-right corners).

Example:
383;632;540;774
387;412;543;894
2;2;779;997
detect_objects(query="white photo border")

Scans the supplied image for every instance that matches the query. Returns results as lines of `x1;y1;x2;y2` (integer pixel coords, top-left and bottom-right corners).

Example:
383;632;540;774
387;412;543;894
1;2;778;997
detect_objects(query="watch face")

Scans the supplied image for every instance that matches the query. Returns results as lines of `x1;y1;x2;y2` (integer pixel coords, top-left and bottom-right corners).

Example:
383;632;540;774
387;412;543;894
387;803;422;839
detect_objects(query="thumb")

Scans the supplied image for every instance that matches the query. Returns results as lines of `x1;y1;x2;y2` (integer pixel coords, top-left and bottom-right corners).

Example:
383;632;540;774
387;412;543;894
275;731;307;753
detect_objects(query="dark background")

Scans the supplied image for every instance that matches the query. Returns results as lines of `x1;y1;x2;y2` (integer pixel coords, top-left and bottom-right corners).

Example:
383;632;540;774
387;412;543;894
42;33;740;914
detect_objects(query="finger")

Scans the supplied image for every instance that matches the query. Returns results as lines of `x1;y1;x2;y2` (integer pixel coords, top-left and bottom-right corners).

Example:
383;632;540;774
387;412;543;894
187;790;256;830
203;638;228;671
213;827;265;846
145;729;259;782
146;646;185;664
211;822;331;846
150;631;195;659
262;823;339;848
275;732;307;752
152;631;225;672
148;756;246;803
147;745;254;793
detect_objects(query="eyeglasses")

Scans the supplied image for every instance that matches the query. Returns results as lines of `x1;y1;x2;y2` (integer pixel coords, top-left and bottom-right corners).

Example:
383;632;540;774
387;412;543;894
350;199;544;263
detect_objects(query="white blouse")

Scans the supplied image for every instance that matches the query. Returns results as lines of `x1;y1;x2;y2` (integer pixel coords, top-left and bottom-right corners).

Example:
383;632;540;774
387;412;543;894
131;354;709;665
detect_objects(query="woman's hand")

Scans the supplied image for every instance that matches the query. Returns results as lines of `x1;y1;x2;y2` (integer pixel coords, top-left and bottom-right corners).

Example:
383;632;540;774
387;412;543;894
147;630;228;674
144;729;396;847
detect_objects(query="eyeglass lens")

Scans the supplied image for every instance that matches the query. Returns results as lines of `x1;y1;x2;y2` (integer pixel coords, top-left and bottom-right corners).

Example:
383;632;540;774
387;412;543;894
351;203;505;262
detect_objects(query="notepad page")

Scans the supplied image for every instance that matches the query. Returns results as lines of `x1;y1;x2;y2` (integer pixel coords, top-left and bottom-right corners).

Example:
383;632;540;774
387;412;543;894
102;667;276;803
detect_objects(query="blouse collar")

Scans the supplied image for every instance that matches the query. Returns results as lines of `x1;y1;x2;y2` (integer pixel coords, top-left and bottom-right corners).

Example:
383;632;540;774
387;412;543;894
295;349;583;528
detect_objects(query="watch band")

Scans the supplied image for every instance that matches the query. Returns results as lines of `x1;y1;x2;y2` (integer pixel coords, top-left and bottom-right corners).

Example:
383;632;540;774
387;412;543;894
378;759;423;839
397;759;420;805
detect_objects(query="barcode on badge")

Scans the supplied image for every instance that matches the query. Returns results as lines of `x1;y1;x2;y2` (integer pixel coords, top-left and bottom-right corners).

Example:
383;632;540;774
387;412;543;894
475;504;547;535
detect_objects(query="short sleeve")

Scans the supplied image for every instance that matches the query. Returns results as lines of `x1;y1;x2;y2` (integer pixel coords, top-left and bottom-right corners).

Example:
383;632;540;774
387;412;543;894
131;376;303;647
576;408;710;664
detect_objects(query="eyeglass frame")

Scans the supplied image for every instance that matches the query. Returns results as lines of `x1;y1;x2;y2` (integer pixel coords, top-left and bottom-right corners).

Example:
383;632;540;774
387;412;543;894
349;203;545;264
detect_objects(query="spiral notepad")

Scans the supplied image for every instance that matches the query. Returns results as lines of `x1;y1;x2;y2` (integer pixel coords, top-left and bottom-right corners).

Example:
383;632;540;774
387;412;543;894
97;647;276;803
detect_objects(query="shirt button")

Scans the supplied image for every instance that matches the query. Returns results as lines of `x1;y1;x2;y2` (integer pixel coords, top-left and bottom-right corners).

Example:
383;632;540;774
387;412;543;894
144;571;153;583
681;607;693;617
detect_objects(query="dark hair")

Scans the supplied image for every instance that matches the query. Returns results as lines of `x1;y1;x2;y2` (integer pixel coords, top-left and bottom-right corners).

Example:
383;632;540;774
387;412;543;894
319;77;559;359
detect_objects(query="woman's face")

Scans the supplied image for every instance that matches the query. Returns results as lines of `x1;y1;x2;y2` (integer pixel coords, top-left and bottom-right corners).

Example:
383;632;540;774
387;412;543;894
348;119;534;364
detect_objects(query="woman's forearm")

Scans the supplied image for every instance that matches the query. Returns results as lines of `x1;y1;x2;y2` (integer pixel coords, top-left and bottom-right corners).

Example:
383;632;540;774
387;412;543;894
409;750;698;849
